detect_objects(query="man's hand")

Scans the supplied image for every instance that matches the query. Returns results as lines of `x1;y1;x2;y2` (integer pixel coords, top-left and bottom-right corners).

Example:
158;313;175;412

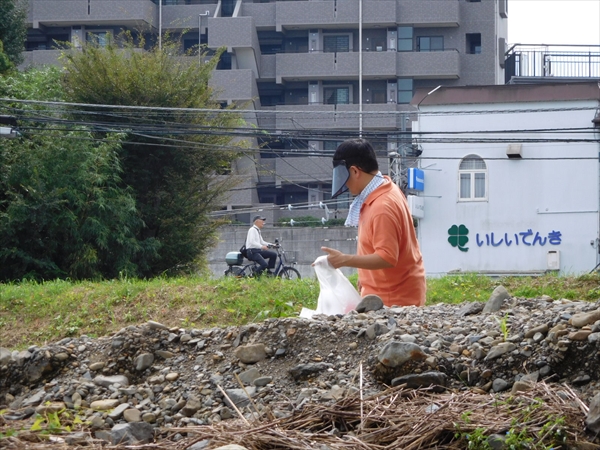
321;246;351;269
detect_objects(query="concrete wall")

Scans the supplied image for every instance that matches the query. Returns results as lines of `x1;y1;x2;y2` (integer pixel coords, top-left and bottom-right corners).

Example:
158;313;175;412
208;226;359;279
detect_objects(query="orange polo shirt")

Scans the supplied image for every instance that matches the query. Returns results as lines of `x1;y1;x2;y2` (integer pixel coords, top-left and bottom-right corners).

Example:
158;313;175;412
357;177;426;307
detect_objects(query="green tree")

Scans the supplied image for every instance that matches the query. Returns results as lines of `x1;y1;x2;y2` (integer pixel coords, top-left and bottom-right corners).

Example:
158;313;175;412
61;35;243;276
0;68;151;281
0;0;27;66
0;40;13;74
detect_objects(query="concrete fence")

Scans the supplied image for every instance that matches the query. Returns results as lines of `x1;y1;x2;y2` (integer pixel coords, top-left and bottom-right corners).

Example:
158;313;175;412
207;226;359;278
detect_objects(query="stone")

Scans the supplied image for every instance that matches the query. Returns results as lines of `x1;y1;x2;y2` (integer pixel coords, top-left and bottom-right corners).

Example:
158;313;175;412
458;302;484;317
108;422;154;445
134;353;154;371
165;372;179;381
181;397;202;417
223;387;256;408
254;376;272;387
482;286;510;313
91;399;120;410
234;344;267;364
391;372;447;392
378;341;426;368
569;310;600;328
123;409;142;423
108;403;130;420
511;380;533;394
492;378;510;392
290;363;331;380
35;401;65;415
0;347;13;365
147;320;170;330
355;294;384;313
142;412;157;423
585;393;600;434
485;342;516;360
238;367;260;385
366;323;390;340
93;375;129;388
88;362;105;371
188;440;211;450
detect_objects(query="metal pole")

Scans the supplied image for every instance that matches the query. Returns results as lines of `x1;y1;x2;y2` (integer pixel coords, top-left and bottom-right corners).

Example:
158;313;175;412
358;0;363;137
158;0;162;50
199;11;209;62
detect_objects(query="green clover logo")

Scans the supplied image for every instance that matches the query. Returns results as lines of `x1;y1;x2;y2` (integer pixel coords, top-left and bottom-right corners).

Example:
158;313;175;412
448;224;469;252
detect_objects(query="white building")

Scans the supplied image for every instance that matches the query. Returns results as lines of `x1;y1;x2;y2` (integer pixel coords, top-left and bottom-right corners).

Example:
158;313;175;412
411;82;600;276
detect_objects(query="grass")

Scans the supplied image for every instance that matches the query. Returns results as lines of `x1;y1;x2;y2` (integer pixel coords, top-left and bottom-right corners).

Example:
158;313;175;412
1;272;598;350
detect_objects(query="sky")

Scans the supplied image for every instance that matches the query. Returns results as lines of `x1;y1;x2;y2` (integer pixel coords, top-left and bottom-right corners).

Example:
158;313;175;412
508;0;600;46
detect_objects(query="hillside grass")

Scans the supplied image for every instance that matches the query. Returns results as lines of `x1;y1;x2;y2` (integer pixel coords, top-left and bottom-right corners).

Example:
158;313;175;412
1;272;598;350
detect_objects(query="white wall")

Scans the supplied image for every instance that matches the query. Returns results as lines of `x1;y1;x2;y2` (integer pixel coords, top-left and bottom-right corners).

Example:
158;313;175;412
417;100;600;276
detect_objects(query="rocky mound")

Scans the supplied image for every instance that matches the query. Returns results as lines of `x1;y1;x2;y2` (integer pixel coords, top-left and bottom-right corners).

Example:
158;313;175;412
1;288;600;449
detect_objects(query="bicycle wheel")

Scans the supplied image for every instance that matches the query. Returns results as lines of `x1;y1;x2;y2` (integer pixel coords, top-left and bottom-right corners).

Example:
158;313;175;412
278;266;301;280
225;266;245;278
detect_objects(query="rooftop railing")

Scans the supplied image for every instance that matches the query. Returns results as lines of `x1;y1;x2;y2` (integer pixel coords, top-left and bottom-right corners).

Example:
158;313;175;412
505;44;600;83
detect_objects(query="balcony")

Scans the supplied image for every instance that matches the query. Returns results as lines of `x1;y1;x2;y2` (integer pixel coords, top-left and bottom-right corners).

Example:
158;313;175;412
505;44;600;84
241;2;276;29
20;50;62;69
161;4;219;31
209;69;259;105
396;50;459;79
275;0;396;31
275;104;402;130
30;0;156;28
276;51;396;83
397;0;459;27
275;157;332;184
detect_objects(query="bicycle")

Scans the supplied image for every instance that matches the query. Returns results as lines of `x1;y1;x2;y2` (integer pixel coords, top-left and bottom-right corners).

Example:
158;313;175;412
224;239;301;280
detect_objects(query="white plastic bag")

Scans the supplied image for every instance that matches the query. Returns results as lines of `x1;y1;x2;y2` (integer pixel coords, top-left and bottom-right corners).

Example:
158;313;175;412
301;255;361;318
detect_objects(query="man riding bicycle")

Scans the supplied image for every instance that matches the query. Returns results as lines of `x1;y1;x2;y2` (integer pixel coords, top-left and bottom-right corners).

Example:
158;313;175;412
245;215;277;276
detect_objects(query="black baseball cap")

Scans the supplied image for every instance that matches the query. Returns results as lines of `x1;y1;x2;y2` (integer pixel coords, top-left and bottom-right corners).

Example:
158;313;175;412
253;215;266;222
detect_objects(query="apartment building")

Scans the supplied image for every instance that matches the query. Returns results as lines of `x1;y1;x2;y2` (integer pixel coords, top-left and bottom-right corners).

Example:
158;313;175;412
23;0;508;218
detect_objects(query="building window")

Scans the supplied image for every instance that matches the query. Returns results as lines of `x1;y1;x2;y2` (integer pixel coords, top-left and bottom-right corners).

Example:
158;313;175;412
466;33;482;54
458;154;487;201
324;86;350;105
323;140;342;152
397;78;413;104
323;35;350;53
417;36;443;52
397;26;413;52
87;31;110;47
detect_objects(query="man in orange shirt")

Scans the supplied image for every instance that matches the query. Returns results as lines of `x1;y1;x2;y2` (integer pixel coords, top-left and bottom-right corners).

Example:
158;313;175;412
321;138;426;307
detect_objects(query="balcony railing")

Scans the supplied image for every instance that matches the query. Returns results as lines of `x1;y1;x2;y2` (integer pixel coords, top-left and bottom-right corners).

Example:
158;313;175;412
505;44;600;83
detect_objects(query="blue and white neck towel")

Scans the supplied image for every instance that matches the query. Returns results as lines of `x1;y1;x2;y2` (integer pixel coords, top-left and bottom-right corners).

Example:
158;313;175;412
345;172;386;227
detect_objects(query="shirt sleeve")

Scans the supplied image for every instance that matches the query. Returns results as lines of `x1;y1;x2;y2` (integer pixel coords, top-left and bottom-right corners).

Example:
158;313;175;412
370;212;401;266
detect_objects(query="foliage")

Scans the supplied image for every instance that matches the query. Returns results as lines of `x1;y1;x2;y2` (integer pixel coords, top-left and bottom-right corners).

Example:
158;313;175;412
1;272;598;350
277;215;346;227
426;271;600;304
0;0;27;66
0;68;150;281
61;33;243;276
0;40;13;74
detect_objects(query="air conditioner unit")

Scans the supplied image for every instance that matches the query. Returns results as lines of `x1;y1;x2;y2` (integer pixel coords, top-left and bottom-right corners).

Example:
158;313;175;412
507;144;522;159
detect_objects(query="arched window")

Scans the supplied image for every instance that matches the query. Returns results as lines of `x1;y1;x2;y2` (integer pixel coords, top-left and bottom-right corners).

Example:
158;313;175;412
458;154;487;201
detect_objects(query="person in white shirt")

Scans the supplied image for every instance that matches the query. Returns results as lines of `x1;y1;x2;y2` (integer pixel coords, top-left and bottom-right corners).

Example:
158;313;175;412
245;215;277;276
